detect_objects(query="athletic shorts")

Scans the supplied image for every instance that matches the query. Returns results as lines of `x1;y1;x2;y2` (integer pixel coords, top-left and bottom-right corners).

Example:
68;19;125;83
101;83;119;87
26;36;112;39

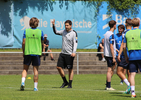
105;56;116;67
24;55;41;66
57;53;74;69
129;60;141;73
116;56;129;69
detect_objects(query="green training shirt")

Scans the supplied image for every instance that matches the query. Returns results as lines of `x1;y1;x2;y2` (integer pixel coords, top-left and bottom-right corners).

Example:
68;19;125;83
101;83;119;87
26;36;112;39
24;28;42;55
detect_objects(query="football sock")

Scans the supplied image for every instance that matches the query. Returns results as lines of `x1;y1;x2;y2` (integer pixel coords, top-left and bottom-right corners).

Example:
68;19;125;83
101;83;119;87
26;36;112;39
120;80;123;83
34;82;38;89
123;79;130;86
62;77;68;83
22;77;25;83
68;80;72;86
131;86;135;95
106;82;111;88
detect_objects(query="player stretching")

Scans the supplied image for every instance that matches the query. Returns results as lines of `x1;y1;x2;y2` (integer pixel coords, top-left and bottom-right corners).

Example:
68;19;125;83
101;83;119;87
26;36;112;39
124;18;141;98
104;20;117;90
52;19;78;88
20;17;44;91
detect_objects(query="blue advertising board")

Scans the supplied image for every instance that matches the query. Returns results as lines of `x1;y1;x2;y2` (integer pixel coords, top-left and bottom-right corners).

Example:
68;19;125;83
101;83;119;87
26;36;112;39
0;0;97;49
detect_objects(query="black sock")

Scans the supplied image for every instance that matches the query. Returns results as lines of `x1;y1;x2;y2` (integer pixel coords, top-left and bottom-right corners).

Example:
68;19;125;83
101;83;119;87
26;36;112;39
68;80;72;86
107;82;111;88
62;77;68;83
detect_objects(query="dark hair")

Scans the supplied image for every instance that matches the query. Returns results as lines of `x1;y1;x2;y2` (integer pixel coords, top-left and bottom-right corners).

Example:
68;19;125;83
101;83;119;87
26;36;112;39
108;20;116;28
118;24;125;30
65;20;72;25
126;18;132;26
29;17;39;28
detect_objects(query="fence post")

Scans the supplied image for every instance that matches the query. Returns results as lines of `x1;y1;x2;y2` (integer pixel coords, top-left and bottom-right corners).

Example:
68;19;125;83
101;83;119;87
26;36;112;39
77;53;79;75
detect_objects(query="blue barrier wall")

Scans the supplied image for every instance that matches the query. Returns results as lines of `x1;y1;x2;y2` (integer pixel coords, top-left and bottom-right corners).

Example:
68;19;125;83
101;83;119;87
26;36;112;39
0;1;141;49
0;0;97;49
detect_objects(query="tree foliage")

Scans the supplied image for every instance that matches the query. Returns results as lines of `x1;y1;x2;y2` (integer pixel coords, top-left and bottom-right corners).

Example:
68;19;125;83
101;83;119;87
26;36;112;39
107;0;141;17
72;0;141;17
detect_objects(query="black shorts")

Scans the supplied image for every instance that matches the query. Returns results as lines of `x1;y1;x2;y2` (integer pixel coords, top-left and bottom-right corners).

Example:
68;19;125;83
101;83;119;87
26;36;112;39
116;56;129;69
24;55;40;66
105;56;116;67
57;53;74;69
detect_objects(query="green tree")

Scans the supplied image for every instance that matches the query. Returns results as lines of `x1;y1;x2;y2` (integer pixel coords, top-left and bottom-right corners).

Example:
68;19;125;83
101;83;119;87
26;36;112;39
71;0;141;17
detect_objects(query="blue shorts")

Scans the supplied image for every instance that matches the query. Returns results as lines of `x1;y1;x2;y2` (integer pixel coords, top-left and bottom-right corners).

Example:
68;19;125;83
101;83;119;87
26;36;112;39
105;56;116;67
24;55;41;66
129;60;141;73
116;56;129;69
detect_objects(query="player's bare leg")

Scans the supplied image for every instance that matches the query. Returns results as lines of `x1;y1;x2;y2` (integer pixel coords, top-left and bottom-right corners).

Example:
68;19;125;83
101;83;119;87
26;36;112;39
57;66;68;88
33;66;39;91
68;69;73;88
20;64;29;90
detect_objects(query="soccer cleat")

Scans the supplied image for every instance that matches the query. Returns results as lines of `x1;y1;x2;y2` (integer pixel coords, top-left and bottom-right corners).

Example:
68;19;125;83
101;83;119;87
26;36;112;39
34;88;38;91
60;82;68;88
124;85;131;94
120;82;123;85
105;87;115;90
20;82;25;91
67;85;72;88
131;94;136;98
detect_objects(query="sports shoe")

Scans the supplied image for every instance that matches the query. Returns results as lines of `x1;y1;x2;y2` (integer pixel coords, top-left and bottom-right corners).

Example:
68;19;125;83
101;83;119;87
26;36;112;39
101;58;106;62
105;87;115;90
67;85;72;88
60;82;68;88
34;88;38;91
131;94;136;98
123;85;131;94
20;82;25;91
51;58;55;61
120;82;123;85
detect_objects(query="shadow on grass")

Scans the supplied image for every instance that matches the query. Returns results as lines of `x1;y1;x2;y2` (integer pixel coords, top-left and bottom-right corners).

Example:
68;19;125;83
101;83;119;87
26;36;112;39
52;87;60;88
109;92;131;98
16;89;34;91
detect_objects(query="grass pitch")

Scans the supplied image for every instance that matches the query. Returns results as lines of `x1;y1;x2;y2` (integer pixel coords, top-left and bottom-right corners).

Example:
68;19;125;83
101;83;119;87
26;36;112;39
0;74;141;100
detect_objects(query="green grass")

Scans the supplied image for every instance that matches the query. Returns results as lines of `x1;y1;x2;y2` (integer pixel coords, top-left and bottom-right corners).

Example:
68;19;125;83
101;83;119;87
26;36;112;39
0;49;97;52
0;74;141;100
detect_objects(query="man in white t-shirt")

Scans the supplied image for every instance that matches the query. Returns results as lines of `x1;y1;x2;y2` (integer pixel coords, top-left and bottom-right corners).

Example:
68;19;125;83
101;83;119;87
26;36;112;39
104;20;117;90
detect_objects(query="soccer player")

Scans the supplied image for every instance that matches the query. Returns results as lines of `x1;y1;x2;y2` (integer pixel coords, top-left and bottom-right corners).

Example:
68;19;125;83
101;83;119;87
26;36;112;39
123;18;141;98
20;17;44;91
115;24;131;94
43;34;55;61
52;19;78;88
117;18;132;94
104;20;117;90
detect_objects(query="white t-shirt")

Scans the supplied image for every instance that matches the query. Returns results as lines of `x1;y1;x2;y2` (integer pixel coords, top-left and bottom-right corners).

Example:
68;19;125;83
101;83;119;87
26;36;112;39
104;31;116;57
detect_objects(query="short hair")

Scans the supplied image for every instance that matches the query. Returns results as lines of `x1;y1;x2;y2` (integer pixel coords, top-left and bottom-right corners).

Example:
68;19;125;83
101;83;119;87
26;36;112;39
65;20;72;25
29;17;39;28
108;20;116;28
126;18;132;26
131;18;140;27
118;24;125;30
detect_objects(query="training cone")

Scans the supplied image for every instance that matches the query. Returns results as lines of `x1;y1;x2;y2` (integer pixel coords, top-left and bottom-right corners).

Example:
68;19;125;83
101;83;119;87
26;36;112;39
27;77;31;79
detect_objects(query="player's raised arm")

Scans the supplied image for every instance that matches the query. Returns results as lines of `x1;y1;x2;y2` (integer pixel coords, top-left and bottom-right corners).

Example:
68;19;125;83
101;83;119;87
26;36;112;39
52;19;64;35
